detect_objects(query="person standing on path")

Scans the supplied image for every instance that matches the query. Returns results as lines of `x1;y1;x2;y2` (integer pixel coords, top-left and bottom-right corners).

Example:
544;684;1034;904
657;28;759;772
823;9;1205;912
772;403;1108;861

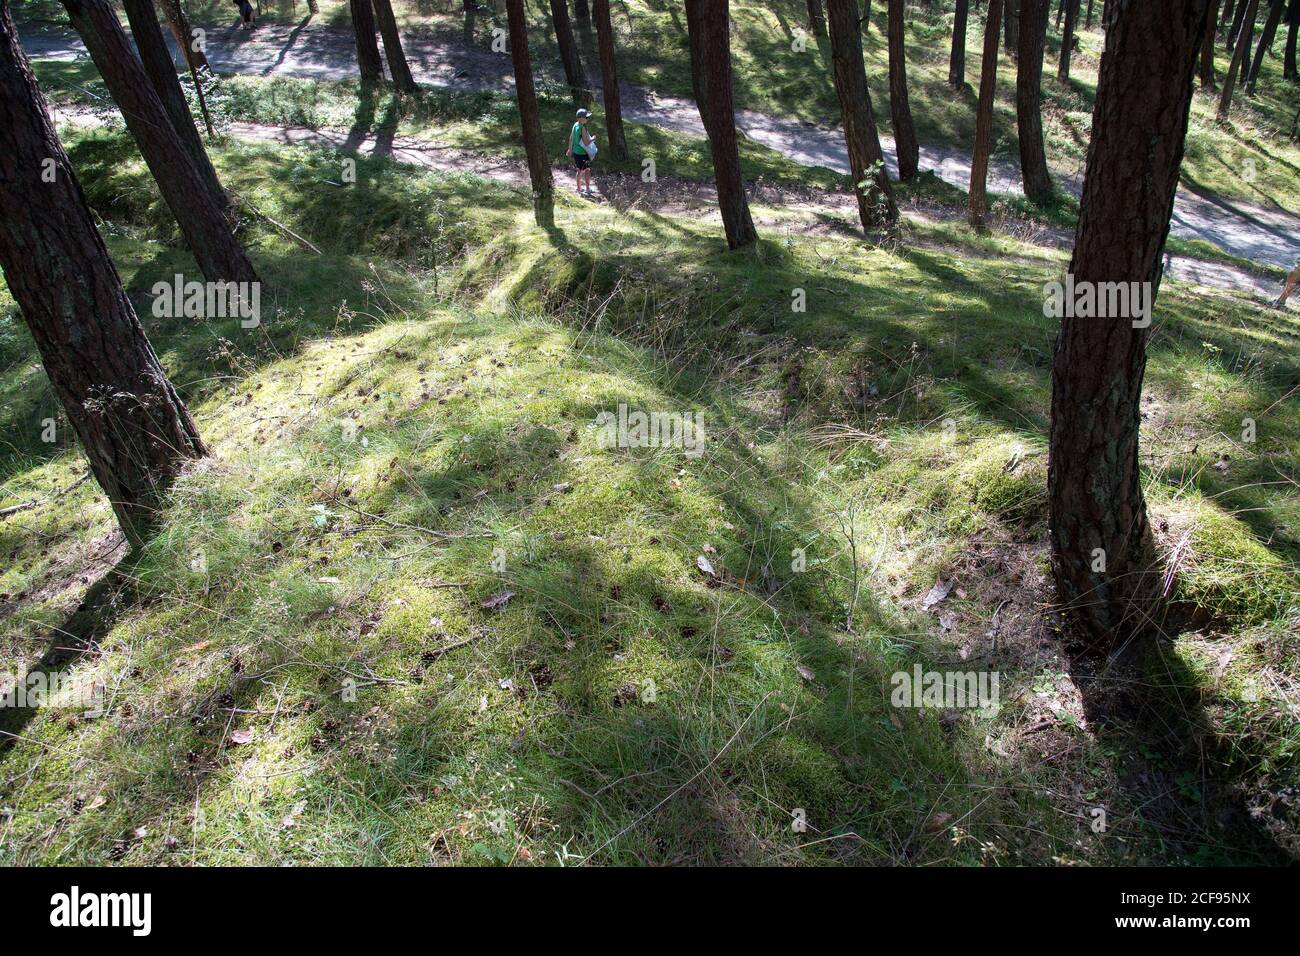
566;108;597;197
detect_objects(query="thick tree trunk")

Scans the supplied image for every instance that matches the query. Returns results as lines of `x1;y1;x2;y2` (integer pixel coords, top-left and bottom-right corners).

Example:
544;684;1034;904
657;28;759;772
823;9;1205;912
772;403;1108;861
1018;0;1053;203
1219;0;1258;115
592;0;627;160
551;0;590;105
685;0;757;249
1058;0;1080;79
827;0;898;229
1004;0;1020;55
969;0;1003;228
1246;0;1284;92
121;0;225;211
505;0;553;227
61;0;257;285
0;1;206;547
887;0;919;181
1286;0;1299;79
950;0;969;87
1202;0;1222;88
1050;0;1212;646
371;0;417;94
349;0;384;86
807;0;828;37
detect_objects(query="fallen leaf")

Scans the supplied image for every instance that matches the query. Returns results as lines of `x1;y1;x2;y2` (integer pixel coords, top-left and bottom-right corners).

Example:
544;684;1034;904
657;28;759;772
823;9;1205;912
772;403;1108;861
229;729;254;746
922;578;954;608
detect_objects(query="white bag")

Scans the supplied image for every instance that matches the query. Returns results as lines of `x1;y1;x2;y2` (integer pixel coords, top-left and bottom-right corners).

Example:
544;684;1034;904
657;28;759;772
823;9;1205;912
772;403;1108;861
585;138;598;159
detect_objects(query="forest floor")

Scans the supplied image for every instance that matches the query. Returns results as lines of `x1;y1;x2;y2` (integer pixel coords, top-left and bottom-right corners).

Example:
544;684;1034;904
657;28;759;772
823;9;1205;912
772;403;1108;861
17;16;1300;272
1;4;1298;867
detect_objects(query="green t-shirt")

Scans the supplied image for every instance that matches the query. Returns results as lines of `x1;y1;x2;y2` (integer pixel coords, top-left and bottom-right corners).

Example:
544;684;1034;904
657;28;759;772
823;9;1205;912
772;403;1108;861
571;122;588;156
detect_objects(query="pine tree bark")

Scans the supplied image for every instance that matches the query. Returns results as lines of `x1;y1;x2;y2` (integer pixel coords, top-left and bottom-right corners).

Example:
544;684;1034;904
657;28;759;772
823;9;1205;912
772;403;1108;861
1237;0;1257;85
592;0;627;160
575;0;589;20
827;0;898;229
1228;0;1248;46
1219;0;1258;115
1004;0;1020;55
371;0;417;94
1018;0;1053;203
807;0;828;37
1221;0;1237;33
1085;0;1095;27
887;0;919;181
1246;0;1284;92
1058;0;1080;79
1202;0;1222;88
61;0;257;285
121;0;226;211
156;0;208;72
685;0;757;249
349;0;383;86
1286;0;1299;79
551;0;590;105
969;0;1003;228
0;1;206;547
950;0;969;87
505;0;553;227
1050;0;1213;646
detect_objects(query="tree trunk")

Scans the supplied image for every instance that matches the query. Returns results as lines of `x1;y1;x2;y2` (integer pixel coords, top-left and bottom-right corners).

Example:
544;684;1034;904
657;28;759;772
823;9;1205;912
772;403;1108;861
61;0;257;285
0;1;207;547
505;0;553;227
1228;0;1248;46
969;0;1003;228
827;0;898;229
1050;0;1213;646
1085;0;1095;27
551;0;590;105
1005;0;1020;55
121;0;225;211
349;0;383;87
887;0;919;181
1202;0;1222;87
685;0;757;249
593;0;628;160
1018;0;1053;203
1219;0;1258;115
1220;0;1237;33
1056;0;1064;28
950;0;969;87
371;0;417;94
156;0;208;72
575;0;589;20
1246;0;1284;92
1238;0;1257;85
1058;0;1080;79
807;0;828;37
1286;0;1299;79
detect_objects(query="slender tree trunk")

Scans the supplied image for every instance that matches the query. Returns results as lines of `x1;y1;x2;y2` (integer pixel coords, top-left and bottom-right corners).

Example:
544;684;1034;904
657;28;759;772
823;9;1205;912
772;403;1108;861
1085;0;1095;27
1221;0;1237;33
807;0;828;37
685;0;757;249
1238;0;1257;85
1058;0;1080;79
1219;0;1258;115
505;0;553;227
1018;0;1053;203
950;0;969;86
1228;0;1249;47
887;0;919;181
551;0;590;105
371;0;417;94
1050;0;1213;646
0;1;207;547
969;0;1003;228
1056;0;1064;28
156;0;208;71
575;0;589;20
862;0;872;32
827;0;898;229
349;0;383;86
121;0;225;211
1004;0;1020;55
1202;0;1222;88
61;0;257;285
1286;0;1299;79
1246;0;1284;92
592;0;628;160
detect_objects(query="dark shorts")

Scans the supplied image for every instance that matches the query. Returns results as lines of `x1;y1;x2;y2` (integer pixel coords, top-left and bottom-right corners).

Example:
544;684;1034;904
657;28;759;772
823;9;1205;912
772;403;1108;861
573;153;591;170
238;0;253;20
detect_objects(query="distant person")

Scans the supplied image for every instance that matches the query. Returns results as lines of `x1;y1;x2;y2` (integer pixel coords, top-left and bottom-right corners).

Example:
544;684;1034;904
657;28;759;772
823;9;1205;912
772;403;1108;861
566;108;596;198
1275;262;1300;310
235;0;255;31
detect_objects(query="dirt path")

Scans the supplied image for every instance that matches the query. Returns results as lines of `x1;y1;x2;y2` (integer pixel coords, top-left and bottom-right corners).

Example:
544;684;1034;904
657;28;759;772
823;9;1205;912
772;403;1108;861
21;18;1300;274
